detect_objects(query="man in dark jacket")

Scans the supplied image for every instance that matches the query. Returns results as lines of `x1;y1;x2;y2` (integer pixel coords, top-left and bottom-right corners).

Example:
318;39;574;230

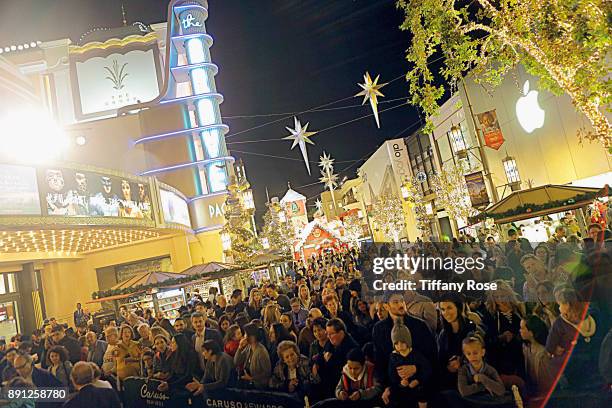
50;325;81;364
63;362;121;408
316;318;359;398
85;331;107;368
372;293;438;386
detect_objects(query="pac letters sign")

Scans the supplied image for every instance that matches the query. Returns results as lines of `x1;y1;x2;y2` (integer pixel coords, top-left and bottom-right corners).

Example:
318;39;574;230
189;193;228;231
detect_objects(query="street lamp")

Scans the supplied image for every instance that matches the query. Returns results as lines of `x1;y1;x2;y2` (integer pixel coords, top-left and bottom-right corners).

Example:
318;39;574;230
502;155;521;191
449;123;468;159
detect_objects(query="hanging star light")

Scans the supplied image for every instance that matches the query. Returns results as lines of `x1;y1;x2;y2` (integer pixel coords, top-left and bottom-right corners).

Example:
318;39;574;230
283;116;317;175
318;151;335;173
319;170;339;190
356;72;387;128
315;199;323;212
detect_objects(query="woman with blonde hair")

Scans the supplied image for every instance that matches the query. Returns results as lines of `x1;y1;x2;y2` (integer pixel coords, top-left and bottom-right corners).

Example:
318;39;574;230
297;284;312;309
246;288;263;320
116;324;142;381
263;303;281;330
483;280;526;389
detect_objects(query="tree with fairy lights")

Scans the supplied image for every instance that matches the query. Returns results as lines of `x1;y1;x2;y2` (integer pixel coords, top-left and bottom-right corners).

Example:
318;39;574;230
341;213;364;247
371;192;406;243
430;162;478;228
261;199;296;256
403;177;434;238
221;176;259;264
397;0;611;151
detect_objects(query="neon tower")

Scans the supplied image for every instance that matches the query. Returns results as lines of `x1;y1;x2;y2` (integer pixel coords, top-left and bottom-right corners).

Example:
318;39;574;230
122;0;234;256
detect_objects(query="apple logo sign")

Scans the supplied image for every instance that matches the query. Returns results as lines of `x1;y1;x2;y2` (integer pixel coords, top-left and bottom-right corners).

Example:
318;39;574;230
515;80;545;133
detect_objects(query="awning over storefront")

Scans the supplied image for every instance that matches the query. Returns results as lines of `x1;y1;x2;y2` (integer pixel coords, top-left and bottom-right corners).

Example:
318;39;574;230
111;271;188;290
474;184;609;224
180;261;241;275
86;291;144;304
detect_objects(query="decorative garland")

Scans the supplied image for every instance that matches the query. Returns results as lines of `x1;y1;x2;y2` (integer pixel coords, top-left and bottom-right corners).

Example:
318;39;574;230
469;191;606;224
91;256;291;300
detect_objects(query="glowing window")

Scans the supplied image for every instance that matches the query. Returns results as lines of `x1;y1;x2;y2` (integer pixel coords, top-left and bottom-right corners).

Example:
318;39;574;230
207;161;227;192
186;38;206;64
191;68;212;94
196;99;216;126
201;128;221;158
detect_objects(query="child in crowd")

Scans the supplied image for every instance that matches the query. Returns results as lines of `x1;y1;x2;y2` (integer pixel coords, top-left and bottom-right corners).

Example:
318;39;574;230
333;348;381;406
458;336;510;406
387;318;431;408
223;325;242;357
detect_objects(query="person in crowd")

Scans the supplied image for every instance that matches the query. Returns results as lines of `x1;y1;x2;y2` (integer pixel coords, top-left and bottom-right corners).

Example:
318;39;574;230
269;340;316;397
137;323;153;350
483;280;526;389
385;319;431;408
50;325;81;365
246;288;264;320
268;322;296;367
14;352;62;389
101;326;119;378
62;362;121;408
214;295;228;319
234;323;272;389
549;225;567;246
73;303;88;328
298;308;322;356
352;299;374;332
90;363;112;389
263;303;282;330
223;324;242;357
297;284;312;310
172;317;194;340
532;281;559;328
309;317;329;363
1;347;19;383
5;376;36;408
48;345;73;389
437;293;482;389
534;243;552;270
289;297;309;332
546;287;600;388
230;289;247;315
335;274;352;313
187;339;236;397
521;254;551;302
158;318;176;337
143;309;155;327
157;334;198;395
314;318;359;398
373;292;437;390
281;311;300;340
140;349;155;378
457;336;508;404
265;284;291;312
115;324;142;381
218;314;232;338
191;311;223;375
520;315;553;397
152;334;171;380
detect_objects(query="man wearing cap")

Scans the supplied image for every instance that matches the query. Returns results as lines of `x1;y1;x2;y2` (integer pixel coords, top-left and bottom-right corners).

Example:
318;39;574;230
372;292;437;388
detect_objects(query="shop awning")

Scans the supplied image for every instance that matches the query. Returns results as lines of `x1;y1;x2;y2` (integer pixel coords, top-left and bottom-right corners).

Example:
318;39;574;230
180;261;241;275
475;184;609;224
86;291;144;304
111;271;188;290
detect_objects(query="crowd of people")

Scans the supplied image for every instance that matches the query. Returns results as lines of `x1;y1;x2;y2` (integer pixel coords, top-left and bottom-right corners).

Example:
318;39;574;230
0;221;610;407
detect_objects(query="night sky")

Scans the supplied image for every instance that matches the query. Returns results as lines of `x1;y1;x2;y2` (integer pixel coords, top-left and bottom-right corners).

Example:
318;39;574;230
0;0;423;221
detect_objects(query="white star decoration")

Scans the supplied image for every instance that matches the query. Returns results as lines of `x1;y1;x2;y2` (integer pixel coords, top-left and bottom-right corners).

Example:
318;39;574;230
319;170;339;190
318;151;334;173
283;116;317;175
356;72;387;128
315;199;322;211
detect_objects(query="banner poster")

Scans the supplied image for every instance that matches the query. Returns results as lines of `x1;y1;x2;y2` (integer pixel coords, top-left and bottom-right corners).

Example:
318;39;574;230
0;164;41;215
476;109;505;150
38;167;152;219
285;199;306;217
464;171;490;207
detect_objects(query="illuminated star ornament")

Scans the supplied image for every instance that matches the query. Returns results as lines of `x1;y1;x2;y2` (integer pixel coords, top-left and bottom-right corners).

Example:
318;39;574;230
283;116;317;175
315;199;323;211
356;72;387;128
318;151;334;173
319;171;339;190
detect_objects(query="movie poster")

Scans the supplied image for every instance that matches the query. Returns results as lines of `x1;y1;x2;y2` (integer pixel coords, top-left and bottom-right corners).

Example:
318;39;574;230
464;171;490;208
476;109;505;150
38;167;152;220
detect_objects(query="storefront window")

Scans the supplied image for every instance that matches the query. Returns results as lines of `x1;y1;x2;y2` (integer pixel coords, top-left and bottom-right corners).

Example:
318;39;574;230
0;301;19;340
0;276;5;295
405;133;436;195
7;274;16;293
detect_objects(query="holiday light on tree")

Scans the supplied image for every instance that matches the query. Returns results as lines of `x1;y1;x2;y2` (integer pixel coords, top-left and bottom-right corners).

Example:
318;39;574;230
283;116;318;175
261;199;296;256
370;192;406;243
356;72;387;128
341;213;363;247
430;162;478;227
403;177;434;238
221;176;259;264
